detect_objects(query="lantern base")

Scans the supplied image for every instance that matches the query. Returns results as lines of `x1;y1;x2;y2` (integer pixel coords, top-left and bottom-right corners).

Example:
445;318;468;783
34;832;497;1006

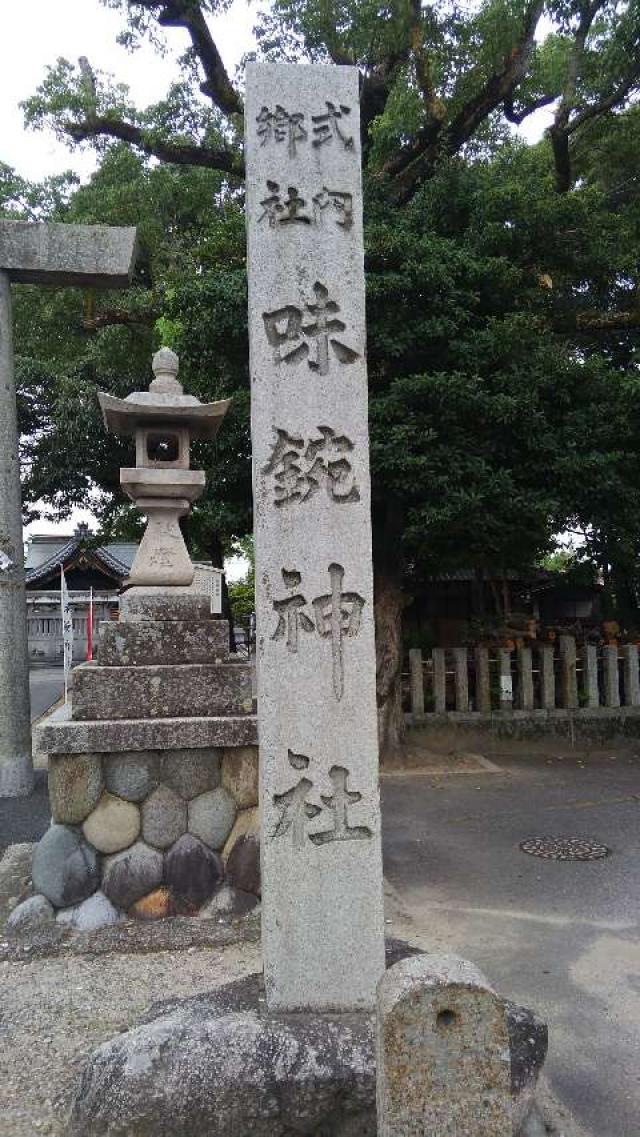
126;498;194;588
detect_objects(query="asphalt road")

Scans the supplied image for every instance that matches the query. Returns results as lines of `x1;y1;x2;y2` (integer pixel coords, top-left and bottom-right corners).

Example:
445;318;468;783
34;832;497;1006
29;667;65;722
381;750;640;1137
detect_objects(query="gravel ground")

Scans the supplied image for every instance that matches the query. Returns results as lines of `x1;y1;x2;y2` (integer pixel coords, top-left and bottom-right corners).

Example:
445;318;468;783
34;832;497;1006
0;937;262;1137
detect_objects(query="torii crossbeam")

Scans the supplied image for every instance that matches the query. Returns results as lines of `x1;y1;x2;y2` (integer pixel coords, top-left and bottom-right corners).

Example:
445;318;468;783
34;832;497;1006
0;220;137;797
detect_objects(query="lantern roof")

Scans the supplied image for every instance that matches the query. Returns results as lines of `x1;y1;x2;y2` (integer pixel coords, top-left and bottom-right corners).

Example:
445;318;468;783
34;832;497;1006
98;348;230;440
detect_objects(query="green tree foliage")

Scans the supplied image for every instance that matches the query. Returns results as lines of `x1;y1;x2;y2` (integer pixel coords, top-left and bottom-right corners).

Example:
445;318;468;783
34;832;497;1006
6;0;640;743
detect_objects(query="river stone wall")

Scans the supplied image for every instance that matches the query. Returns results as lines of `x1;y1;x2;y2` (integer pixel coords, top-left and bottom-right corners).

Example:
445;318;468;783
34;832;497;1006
10;743;260;932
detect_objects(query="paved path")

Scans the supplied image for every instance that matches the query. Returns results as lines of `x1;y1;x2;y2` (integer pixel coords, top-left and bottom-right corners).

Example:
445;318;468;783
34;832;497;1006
29;667;64;722
381;749;640;1137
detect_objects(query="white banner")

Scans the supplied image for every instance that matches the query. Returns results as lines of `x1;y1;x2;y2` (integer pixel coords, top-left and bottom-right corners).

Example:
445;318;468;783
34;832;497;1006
61;567;73;699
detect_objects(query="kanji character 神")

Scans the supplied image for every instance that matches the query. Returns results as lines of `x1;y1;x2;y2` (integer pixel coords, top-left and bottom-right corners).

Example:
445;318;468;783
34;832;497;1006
271;564;365;700
271;569;315;651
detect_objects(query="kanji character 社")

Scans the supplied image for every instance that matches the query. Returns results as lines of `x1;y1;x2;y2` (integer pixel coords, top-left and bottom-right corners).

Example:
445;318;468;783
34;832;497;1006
272;750;321;851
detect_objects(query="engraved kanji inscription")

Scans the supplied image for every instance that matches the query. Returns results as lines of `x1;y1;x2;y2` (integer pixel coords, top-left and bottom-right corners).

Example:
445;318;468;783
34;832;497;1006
256;103;354;156
272;749;372;850
262;426;360;506
262;282;359;375
272;569;315;651
258;182;353;232
312;102;354;150
256;105;307;157
271;564;365;699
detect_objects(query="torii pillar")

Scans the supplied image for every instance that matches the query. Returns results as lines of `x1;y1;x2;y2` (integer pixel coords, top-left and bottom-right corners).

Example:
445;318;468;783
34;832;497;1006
0;221;137;797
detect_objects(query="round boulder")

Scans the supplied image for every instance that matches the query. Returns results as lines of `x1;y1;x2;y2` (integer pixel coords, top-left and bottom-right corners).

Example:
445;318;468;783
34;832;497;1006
188;787;236;850
142;785;187;850
6;894;55;935
129;887;174;922
48;753;103;825
83;793;140;854
226;833;261;897
56;891;123;932
102;841;164;911
166;834;223;913
104;752;159;803
198;885;259;920
221;747;259;809
162;749;221;800
32;825;99;908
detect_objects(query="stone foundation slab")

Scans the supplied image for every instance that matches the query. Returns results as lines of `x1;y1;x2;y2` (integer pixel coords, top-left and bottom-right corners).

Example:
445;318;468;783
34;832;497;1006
96;619;230;666
72;663;253;720
37;706;258;754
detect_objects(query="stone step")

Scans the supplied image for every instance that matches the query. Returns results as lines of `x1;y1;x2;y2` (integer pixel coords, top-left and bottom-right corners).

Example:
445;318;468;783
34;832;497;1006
72;663;254;721
97;619;230;667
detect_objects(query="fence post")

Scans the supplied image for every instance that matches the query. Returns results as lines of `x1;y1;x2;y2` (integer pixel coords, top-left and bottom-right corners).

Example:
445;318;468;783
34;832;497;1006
452;647;469;711
603;645;620;707
517;645;534;710
409;648;424;717
582;643;599;708
432;648;446;713
474;645;491;713
539;643;556;710
559;635;578;709
623;644;640;707
498;648;513;711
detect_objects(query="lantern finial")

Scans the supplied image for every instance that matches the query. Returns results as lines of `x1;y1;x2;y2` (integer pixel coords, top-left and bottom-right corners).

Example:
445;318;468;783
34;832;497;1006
150;347;181;394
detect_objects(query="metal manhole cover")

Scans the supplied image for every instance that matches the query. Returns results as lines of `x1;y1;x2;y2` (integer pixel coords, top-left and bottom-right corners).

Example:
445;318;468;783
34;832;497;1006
519;836;610;861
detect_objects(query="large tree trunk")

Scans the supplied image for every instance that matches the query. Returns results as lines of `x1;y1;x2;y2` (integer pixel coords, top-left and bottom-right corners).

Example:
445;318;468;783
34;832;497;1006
373;504;406;758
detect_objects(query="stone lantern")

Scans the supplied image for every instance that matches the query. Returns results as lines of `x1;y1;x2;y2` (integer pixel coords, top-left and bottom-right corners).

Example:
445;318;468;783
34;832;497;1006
98;348;229;589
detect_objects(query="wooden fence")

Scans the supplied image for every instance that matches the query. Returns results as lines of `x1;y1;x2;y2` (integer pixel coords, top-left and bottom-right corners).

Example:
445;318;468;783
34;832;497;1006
405;636;640;716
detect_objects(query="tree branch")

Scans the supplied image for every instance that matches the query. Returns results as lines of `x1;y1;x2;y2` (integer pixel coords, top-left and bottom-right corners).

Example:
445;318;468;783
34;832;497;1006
503;93;556;125
65;115;244;176
565;66;640;136
82;308;160;332
385;0;545;201
549;2;603;191
122;0;242;116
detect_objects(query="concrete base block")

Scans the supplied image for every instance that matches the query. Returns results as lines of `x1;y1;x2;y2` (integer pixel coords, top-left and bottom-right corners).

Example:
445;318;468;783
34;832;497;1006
36;706;258;755
72;663;253;721
96;619;230;666
119;588;212;623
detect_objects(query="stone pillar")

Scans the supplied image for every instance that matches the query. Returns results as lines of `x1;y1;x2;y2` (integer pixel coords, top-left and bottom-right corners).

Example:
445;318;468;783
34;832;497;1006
559;635;578;709
0;271;33;797
622;644;640;706
517;645;534;711
245;63;384;1011
583;643;599;708
432;648;446;713
603;645;620;707
474;645;491;712
539;643;556;710
498;648;513;710
408;648;424;716
452;647;469;711
376;954;512;1137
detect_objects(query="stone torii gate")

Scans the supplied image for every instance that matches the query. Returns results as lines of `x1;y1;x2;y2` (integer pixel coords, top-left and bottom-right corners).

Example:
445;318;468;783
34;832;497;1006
0;220;137;797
